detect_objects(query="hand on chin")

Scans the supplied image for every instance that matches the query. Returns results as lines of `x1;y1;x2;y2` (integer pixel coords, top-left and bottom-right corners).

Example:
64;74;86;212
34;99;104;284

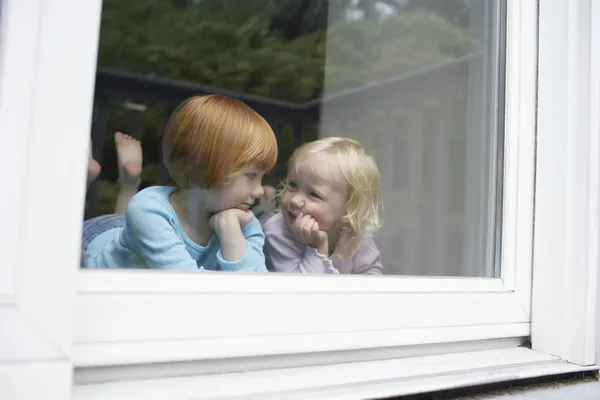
288;212;328;252
209;208;254;232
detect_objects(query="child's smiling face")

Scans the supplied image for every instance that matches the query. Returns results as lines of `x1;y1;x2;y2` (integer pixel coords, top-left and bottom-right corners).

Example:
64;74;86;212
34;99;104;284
211;164;266;212
281;159;348;235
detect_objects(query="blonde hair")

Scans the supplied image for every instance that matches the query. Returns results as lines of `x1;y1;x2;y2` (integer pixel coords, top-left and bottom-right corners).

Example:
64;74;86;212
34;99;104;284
162;94;278;189
287;137;381;257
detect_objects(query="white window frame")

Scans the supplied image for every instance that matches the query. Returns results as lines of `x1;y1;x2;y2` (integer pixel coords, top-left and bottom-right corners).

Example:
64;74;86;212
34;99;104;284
1;0;599;399
73;0;535;367
0;0;101;397
531;0;600;367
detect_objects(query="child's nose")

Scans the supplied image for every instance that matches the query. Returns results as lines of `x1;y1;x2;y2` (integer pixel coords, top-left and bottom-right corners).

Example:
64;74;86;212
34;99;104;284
252;184;264;199
290;194;304;209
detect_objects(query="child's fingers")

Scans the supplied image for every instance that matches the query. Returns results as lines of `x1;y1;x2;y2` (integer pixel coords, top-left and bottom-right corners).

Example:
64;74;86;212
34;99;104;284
305;218;319;239
311;221;320;237
291;221;305;238
296;214;311;231
293;217;304;231
234;209;253;225
299;217;311;235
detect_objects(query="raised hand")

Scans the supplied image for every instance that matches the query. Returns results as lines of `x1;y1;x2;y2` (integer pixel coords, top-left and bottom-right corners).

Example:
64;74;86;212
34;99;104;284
209;209;253;234
289;212;329;255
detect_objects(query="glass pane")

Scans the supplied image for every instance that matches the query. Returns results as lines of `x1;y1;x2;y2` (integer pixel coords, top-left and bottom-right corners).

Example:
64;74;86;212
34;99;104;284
83;0;505;277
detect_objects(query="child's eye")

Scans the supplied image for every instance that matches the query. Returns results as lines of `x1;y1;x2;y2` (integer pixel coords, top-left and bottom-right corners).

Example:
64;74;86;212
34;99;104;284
245;172;257;179
287;181;298;190
310;192;322;200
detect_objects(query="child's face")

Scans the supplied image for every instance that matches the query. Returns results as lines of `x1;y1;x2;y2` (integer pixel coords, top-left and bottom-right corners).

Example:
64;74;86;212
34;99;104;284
211;165;266;212
281;160;348;235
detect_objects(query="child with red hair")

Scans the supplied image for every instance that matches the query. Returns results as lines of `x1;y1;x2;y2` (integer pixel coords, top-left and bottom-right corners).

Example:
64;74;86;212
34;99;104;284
82;94;278;271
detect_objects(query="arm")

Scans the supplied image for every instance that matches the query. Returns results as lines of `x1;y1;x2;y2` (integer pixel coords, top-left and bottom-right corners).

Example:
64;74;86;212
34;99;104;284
215;216;268;273
212;210;248;262
264;215;339;274
125;197;199;270
352;238;383;275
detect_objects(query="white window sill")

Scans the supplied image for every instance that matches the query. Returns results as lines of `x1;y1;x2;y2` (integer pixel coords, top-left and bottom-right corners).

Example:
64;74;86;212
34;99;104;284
72;348;598;400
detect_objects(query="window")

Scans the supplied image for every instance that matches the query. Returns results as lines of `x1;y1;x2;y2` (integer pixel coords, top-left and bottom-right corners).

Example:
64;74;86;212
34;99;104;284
84;0;505;277
72;0;535;370
320;1;505;277
3;0;599;399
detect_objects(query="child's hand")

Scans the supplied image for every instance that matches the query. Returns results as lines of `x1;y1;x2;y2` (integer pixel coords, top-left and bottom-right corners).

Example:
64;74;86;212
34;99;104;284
232;209;254;227
209;209;252;262
289;213;329;255
209;209;253;234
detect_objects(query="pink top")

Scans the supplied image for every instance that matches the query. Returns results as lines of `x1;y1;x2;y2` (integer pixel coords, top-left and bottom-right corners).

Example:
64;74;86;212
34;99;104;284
263;212;383;275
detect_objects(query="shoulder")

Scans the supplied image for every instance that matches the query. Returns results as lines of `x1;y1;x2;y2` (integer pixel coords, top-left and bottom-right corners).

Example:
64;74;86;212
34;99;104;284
354;236;381;261
347;236;383;274
262;212;296;242
262;212;303;250
126;186;175;215
124;186;178;228
262;211;285;235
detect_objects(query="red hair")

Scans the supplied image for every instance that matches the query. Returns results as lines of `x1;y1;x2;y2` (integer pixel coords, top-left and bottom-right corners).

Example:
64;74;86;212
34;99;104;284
163;94;278;188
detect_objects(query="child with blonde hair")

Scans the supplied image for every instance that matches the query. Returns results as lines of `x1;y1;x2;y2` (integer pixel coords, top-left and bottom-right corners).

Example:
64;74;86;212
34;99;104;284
82;94;278;271
264;137;383;274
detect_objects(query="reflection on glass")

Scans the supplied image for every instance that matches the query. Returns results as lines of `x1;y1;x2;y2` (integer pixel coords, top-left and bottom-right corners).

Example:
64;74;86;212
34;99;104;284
86;0;505;277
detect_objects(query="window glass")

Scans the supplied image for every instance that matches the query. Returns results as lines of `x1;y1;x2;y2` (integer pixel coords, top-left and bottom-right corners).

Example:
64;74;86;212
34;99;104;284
83;0;505;277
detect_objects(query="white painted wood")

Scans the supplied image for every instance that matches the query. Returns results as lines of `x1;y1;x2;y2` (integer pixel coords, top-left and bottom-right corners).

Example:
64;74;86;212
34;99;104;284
500;0;537;318
533;0;600;366
74;323;529;368
78;269;504;293
75;292;525;343
17;0;101;357
0;0;39;298
0;0;65;362
76;293;525;342
0;361;72;400
0;308;63;362
0;0;102;398
592;0;600;369
74;269;529;367
71;348;596;400
218;362;598;400
74;337;526;384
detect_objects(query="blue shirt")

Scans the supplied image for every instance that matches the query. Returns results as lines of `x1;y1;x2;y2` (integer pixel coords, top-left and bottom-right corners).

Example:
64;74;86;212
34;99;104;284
83;186;268;272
